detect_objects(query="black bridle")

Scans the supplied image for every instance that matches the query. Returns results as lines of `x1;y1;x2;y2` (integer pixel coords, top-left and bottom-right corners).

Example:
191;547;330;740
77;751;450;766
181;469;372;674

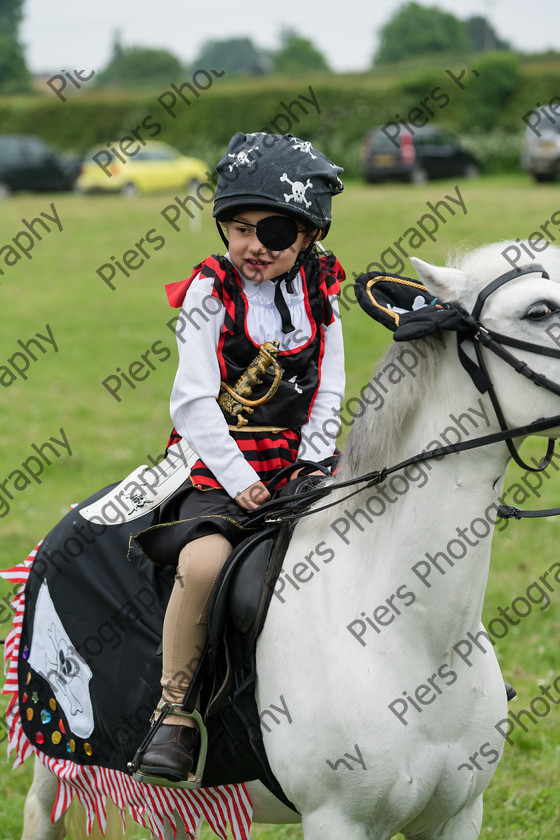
454;262;560;472
255;262;560;526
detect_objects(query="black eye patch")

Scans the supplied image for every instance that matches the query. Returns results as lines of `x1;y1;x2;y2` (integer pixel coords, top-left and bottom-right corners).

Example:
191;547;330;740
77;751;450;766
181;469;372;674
256;216;300;250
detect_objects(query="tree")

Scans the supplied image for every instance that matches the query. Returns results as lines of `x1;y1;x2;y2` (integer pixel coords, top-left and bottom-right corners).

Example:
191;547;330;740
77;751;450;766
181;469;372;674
0;0;31;94
270;33;330;75
109;29;124;63
96;44;184;88
466;16;510;52
463;52;520;129
374;2;471;65
192;38;268;77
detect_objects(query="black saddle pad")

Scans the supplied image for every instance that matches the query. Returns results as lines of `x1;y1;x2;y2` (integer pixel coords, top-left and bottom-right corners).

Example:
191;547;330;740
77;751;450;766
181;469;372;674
15;481;296;810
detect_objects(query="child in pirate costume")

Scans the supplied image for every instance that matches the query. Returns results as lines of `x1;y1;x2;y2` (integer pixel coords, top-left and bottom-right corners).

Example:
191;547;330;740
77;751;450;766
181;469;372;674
136;131;345;782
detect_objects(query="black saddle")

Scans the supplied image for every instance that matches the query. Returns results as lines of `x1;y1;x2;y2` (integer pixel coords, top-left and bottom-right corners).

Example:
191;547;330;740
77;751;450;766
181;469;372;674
163;519;293;807
177;467;329;809
128;463;331;806
210;526;284;651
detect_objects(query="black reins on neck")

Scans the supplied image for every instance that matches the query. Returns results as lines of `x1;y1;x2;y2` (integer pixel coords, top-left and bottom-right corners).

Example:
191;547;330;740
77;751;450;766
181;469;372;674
254;261;560;526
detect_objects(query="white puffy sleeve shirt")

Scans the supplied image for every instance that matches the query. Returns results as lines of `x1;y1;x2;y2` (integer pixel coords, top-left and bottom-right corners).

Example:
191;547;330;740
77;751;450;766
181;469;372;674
169;259;345;499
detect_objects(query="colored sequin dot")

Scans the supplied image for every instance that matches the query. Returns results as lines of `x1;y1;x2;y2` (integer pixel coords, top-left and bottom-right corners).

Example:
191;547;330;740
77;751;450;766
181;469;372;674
40;710;52;725
51;731;62;745
22;692;28;703
59;719;66;734
26;672;31;684
67;739;76;753
35;732;45;745
49;698;57;711
84;743;93;756
26;708;34;721
22;645;29;660
31;691;39;704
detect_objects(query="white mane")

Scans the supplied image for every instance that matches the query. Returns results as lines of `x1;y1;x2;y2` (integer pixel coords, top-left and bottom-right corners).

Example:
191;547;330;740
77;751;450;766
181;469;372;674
336;334;445;480
448;239;560;304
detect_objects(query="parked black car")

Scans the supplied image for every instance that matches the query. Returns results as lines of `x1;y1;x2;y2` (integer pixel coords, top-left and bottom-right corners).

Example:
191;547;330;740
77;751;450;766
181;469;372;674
0;135;80;197
362;126;480;184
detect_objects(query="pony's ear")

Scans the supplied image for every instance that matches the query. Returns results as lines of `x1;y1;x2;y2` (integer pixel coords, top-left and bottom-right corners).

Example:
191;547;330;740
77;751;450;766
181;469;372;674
410;258;470;304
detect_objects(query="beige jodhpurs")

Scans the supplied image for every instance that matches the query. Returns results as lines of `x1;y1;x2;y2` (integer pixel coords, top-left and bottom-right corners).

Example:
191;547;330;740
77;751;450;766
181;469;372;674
159;533;232;725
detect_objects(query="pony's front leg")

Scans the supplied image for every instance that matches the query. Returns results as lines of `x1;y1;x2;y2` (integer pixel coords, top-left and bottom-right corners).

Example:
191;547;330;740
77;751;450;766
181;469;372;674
162;812;200;840
22;757;66;840
301;807;383;840
435;797;483;840
404;796;483;840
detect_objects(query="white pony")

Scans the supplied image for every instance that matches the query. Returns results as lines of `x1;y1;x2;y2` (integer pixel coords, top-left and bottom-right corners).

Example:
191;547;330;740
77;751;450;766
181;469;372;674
18;241;560;839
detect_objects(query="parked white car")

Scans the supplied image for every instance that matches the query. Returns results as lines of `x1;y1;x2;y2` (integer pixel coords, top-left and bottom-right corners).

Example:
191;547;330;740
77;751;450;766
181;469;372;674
522;122;560;183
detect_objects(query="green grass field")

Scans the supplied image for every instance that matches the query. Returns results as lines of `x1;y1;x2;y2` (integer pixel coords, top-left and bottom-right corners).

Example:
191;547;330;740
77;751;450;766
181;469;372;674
2;175;560;838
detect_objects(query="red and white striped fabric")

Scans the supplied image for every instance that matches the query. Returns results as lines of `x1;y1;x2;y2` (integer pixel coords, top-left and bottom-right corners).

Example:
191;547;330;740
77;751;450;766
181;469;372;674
1;550;253;840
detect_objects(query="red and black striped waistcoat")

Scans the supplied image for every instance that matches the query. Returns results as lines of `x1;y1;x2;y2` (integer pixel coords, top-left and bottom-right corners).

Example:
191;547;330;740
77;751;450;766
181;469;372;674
165;252;345;489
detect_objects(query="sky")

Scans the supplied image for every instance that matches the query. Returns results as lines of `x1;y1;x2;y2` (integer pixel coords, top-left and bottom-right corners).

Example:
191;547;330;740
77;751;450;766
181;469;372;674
20;0;560;75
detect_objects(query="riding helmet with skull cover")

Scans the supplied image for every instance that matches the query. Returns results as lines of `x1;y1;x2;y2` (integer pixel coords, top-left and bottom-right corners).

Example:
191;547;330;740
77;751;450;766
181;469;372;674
213;132;344;251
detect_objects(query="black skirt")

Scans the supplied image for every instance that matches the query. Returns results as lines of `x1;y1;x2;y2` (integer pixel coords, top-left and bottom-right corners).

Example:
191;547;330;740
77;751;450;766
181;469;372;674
132;483;258;567
132;461;333;568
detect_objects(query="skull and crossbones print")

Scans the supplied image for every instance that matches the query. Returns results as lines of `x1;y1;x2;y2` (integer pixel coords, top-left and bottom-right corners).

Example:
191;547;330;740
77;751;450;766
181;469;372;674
290;140;317;159
228;145;259;171
280;173;313;208
29;580;95;738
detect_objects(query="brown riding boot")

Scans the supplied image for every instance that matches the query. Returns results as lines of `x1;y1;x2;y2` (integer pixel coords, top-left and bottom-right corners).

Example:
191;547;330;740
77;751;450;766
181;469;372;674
138;723;199;782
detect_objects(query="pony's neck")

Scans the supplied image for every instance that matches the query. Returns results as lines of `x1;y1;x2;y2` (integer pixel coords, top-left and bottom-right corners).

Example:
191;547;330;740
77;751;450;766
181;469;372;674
336;335;507;488
321;338;510;643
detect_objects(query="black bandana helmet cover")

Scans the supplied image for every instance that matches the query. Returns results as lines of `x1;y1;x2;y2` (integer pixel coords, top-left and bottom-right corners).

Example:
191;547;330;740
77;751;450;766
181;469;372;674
213;132;344;237
213;132;344;334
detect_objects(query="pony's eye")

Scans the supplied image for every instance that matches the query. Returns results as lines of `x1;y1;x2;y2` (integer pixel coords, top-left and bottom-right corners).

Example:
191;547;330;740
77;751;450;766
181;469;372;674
525;302;555;320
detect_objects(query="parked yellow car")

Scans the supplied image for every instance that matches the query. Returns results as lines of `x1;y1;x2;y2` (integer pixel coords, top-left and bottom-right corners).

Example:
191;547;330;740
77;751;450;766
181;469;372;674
76;140;209;195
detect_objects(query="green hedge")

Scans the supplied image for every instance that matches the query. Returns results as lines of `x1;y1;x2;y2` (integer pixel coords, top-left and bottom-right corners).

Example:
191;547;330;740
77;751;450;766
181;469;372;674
1;57;558;176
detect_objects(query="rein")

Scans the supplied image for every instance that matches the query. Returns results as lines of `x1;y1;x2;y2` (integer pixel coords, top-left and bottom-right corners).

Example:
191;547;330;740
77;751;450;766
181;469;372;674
256;412;560;525
255;262;560;526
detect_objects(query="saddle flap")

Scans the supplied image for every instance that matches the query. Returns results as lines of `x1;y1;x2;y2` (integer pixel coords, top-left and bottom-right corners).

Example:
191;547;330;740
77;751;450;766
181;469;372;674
229;535;278;634
207;528;279;653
